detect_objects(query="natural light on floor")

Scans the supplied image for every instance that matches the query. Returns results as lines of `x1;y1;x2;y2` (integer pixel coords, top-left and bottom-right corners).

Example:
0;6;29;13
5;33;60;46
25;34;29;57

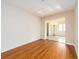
47;36;66;43
58;37;65;43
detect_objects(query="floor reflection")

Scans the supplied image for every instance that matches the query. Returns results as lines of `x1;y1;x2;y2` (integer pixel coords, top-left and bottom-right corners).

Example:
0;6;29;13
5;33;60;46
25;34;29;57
47;36;65;43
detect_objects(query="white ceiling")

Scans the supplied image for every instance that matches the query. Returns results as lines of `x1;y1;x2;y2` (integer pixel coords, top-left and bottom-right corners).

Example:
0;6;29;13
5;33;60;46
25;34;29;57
5;0;77;17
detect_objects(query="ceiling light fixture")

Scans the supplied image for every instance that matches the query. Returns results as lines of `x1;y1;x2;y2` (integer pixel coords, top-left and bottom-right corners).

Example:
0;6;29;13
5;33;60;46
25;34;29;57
56;5;61;9
45;7;53;12
41;0;45;2
37;11;44;15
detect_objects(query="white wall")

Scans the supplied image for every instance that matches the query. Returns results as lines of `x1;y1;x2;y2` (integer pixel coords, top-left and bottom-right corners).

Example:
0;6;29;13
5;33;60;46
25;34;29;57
1;1;41;52
75;3;78;53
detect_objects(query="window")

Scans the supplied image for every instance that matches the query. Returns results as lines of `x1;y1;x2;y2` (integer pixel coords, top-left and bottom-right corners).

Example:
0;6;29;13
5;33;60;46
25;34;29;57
59;24;63;32
63;24;65;31
58;24;65;32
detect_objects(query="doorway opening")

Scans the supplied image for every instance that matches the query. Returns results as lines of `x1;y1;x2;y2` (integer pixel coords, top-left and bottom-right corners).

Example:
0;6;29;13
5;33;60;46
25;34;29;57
45;17;66;43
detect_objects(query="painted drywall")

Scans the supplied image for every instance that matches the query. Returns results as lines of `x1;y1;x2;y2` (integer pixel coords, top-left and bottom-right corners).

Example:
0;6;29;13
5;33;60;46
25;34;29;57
1;1;41;52
41;10;77;50
74;3;78;53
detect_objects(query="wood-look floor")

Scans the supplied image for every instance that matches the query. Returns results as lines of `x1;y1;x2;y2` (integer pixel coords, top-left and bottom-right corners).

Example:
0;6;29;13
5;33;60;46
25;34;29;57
1;39;77;59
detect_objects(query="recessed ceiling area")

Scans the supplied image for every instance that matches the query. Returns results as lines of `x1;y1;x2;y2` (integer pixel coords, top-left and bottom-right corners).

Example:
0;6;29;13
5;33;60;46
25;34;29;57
5;0;77;17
